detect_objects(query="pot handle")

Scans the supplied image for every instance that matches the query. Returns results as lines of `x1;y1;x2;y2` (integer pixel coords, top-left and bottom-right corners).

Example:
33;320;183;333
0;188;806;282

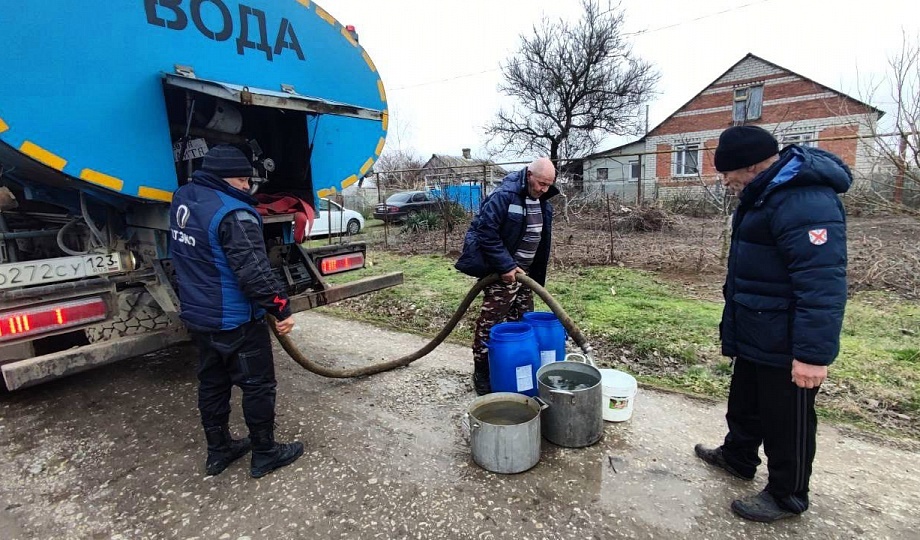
533;396;550;411
564;352;597;367
462;412;480;432
549;388;577;405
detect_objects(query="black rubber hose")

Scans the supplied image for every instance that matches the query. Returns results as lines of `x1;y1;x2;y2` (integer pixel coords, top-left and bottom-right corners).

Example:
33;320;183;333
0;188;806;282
269;273;594;378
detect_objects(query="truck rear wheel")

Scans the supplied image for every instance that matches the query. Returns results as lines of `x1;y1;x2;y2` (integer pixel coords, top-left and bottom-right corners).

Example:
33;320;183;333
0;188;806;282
85;290;173;343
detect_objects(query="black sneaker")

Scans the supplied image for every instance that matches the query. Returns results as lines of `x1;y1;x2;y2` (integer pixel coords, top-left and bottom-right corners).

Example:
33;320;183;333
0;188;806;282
472;371;491;396
694;444;754;481
731;490;797;522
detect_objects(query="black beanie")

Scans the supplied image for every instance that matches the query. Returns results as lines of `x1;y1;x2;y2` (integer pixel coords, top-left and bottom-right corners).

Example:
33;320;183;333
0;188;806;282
200;145;253;179
714;125;779;172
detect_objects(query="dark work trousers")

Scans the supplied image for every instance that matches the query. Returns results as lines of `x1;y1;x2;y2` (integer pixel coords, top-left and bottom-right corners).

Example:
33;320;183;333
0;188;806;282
191;319;277;430
472;281;534;372
721;356;819;514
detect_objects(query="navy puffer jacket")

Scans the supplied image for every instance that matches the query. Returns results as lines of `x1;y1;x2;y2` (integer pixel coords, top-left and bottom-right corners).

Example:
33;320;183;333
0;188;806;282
454;168;559;286
721;145;850;368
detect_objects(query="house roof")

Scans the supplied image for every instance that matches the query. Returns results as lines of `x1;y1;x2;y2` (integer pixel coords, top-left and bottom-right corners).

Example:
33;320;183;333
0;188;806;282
581;137;647;160
422;154;508;179
587;53;885;158
644;53;884;138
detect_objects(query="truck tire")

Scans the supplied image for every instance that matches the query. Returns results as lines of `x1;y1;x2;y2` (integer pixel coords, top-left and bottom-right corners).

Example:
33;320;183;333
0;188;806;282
85;290;173;343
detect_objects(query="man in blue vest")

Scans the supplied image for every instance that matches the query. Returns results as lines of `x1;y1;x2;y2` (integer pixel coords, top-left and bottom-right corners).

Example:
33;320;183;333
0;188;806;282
170;145;304;478
695;126;850;522
455;157;559;395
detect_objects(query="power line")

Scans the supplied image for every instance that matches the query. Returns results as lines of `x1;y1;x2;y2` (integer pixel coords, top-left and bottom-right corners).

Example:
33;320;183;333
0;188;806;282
389;68;500;91
622;0;778;37
390;0;781;92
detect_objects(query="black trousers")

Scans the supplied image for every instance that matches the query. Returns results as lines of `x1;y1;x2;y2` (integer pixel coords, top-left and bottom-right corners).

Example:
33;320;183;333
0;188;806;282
721;357;818;514
191;319;277;430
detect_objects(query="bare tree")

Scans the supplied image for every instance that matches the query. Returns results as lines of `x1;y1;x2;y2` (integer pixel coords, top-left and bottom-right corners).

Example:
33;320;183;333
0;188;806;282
486;0;658;163
373;147;427;190
855;32;920;216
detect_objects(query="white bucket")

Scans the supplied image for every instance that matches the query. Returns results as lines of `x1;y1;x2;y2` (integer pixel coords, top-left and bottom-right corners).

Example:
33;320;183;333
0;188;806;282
600;369;638;422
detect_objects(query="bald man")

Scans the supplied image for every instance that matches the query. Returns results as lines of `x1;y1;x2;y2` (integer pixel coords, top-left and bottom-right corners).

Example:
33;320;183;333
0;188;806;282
455;158;560;395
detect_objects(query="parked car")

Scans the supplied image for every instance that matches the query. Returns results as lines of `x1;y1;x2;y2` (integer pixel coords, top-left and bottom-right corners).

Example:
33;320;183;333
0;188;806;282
309;199;364;237
373;190;442;222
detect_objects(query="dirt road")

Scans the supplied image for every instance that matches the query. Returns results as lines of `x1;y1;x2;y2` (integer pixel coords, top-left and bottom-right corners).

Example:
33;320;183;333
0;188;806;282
1;311;917;539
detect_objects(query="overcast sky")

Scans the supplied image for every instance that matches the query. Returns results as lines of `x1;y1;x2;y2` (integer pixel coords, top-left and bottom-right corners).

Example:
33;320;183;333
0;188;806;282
325;0;918;163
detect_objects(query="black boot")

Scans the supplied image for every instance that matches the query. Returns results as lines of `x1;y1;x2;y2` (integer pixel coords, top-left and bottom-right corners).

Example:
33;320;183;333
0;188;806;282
731;490;798;522
204;425;251;476
249;424;304;479
472;362;491;396
694;444;755;481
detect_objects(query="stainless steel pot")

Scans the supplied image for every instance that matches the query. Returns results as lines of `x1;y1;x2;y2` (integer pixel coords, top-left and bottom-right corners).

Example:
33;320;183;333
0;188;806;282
536;353;604;448
465;392;548;474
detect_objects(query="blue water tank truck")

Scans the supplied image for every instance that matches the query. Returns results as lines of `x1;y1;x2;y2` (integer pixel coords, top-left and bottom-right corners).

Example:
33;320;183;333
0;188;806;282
0;1;401;390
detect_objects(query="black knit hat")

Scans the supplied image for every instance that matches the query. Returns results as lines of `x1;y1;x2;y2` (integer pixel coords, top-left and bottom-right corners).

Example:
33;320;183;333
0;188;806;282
200;145;253;179
714;125;779;172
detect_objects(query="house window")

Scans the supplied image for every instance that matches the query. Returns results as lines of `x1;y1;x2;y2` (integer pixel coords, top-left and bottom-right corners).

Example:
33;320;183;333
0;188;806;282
596;167;608;181
629;160;640;181
674;144;700;176
782;132;816;147
733;84;764;123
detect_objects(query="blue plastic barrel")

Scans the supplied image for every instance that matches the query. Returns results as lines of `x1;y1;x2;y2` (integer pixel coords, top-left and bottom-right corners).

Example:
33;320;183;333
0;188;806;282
488;322;541;396
522;311;567;367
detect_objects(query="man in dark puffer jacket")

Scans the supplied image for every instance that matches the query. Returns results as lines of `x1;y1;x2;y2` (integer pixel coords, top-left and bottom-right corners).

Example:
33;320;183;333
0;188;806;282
695;126;850;522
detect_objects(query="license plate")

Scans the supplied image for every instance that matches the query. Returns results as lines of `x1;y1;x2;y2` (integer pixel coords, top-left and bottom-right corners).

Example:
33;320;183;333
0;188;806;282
0;253;124;290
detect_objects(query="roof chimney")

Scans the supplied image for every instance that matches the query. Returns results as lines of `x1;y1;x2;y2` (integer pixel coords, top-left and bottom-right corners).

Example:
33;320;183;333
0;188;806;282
461;148;471;159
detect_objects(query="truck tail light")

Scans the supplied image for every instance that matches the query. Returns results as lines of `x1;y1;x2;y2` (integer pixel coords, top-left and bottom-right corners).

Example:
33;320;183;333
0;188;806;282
319;253;365;275
0;297;107;343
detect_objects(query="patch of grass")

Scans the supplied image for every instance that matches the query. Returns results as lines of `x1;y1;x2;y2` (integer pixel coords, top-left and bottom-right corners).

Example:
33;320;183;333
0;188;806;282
833;292;920;416
318;252;920;437
324;253;725;367
658;365;729;397
545;266;722;364
321;252;480;341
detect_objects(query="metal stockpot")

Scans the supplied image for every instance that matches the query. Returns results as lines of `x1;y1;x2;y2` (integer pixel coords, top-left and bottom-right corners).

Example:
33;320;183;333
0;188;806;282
465;392;548;474
536;353;604;448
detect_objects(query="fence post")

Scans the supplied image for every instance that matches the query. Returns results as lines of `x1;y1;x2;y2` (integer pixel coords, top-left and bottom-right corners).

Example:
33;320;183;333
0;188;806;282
637;155;643;205
605;195;614;263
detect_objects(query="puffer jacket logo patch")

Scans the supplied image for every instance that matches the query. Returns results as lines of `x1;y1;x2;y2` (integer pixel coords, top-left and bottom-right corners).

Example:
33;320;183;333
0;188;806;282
808;228;828;245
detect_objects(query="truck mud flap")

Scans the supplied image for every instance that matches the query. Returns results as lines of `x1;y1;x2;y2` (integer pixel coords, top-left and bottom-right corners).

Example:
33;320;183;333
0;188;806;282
289;272;403;313
2;329;189;391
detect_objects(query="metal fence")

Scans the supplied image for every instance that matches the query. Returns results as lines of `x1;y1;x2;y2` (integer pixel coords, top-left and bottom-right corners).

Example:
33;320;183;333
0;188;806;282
352;157;918;219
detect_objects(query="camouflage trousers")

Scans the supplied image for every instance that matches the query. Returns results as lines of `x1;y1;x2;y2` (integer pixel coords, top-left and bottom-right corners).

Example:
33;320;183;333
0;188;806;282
472;281;534;371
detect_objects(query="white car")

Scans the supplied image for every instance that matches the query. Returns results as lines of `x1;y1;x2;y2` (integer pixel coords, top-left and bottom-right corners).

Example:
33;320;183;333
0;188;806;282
308;198;364;237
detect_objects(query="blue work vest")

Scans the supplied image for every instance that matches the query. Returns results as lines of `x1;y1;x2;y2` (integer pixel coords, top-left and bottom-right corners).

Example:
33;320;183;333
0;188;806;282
169;172;265;331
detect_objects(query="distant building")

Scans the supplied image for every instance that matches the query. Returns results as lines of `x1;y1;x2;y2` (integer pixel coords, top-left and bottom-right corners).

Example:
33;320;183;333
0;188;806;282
582;53;883;202
421;148;508;188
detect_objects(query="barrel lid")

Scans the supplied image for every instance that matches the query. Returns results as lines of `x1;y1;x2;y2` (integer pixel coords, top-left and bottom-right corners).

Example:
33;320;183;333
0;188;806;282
489;322;533;337
522;311;559;323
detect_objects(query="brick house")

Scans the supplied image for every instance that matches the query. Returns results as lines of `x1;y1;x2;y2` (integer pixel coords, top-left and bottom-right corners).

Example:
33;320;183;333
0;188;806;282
582;53;883;201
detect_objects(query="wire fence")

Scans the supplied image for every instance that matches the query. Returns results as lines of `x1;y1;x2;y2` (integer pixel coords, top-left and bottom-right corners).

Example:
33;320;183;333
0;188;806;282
337;153;918;222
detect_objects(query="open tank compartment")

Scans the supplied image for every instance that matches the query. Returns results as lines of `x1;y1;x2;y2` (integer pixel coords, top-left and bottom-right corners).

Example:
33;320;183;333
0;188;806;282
162;84;315;208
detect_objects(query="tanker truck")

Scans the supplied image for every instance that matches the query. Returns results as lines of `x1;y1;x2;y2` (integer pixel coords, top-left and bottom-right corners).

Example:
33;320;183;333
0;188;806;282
0;1;402;390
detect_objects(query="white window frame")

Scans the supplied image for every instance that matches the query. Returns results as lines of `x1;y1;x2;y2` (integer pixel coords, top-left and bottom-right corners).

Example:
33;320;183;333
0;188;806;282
596;167;609;181
628;160;640;182
781;132;817;147
673;144;700;177
733;84;764;123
